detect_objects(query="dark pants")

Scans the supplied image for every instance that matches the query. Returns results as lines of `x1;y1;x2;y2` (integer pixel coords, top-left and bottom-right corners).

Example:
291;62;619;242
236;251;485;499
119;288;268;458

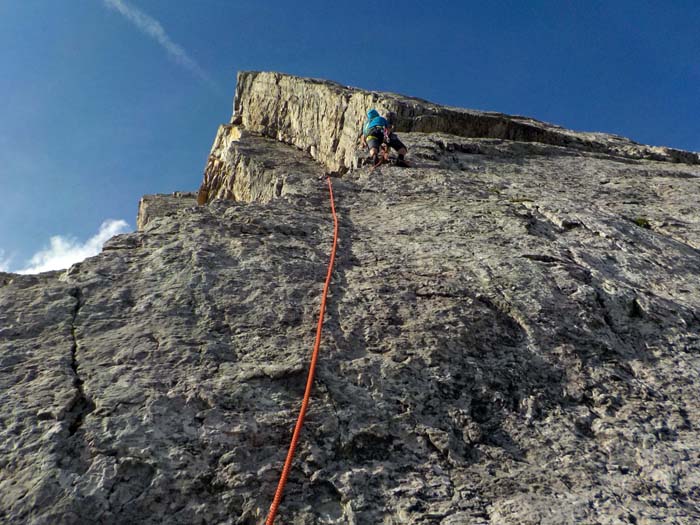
366;129;406;153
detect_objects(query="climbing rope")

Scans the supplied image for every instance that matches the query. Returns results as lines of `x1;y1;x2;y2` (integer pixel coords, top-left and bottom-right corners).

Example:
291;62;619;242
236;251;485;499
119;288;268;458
265;174;339;525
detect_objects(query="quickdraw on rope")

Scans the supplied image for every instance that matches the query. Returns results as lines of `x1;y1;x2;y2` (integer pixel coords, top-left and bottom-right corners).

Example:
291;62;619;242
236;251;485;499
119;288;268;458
265;174;339;525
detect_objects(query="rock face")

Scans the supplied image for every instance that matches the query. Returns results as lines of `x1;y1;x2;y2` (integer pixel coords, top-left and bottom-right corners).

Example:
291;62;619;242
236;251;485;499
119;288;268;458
2;72;700;525
229;71;699;173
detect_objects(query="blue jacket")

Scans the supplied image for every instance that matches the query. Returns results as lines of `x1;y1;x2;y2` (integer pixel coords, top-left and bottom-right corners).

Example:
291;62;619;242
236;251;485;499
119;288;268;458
363;110;387;137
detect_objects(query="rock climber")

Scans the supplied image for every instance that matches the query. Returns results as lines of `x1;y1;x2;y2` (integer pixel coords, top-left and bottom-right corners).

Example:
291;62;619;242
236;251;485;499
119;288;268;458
360;108;409;167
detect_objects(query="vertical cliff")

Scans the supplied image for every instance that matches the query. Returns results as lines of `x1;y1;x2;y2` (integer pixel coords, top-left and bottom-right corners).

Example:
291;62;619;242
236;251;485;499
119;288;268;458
2;72;700;524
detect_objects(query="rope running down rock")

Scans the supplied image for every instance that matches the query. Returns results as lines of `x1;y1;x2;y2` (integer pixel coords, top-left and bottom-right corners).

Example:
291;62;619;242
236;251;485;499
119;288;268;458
265;174;339;524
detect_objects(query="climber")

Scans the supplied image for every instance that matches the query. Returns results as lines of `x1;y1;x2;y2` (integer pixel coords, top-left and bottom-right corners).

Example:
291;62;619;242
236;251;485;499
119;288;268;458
360;109;409;167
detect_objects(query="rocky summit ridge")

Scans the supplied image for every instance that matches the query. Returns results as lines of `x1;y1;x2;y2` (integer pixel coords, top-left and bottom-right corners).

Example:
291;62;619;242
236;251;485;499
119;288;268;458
2;72;700;525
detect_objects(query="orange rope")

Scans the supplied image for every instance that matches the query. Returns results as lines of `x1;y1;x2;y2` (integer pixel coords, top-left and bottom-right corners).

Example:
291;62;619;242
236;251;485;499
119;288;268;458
265;175;339;525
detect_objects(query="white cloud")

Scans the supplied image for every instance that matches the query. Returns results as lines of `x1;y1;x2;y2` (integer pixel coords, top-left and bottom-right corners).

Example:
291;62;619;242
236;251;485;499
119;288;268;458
0;250;11;273
103;0;219;90
17;220;130;274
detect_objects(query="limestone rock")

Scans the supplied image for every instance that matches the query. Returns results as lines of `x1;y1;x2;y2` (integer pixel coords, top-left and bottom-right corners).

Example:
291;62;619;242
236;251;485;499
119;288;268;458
2;72;700;524
232;71;699;173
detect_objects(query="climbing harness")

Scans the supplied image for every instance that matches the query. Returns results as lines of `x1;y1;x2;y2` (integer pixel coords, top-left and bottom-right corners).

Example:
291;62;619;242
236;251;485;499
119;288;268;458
265;175;339;525
383;127;391;145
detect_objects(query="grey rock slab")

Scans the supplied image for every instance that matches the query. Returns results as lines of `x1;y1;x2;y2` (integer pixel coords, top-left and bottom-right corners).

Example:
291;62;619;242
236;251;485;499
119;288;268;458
2;72;700;524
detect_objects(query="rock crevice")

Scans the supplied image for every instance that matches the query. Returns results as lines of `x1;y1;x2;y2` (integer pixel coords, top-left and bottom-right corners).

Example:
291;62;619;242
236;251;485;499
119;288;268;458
67;286;94;437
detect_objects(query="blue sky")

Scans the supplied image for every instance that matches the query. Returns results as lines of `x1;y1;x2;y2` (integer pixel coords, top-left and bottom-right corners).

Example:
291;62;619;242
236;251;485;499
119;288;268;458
1;0;698;272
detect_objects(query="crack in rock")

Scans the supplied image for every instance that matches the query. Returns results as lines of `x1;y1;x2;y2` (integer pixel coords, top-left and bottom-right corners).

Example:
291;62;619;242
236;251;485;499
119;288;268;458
67;287;95;436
